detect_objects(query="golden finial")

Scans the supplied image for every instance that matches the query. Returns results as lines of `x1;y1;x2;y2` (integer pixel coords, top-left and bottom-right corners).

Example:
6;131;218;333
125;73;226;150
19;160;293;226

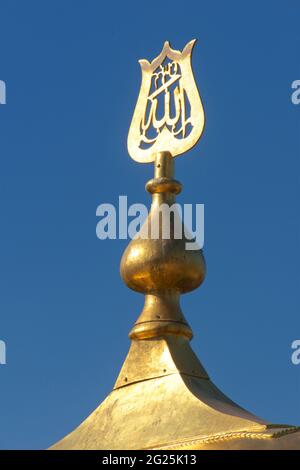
127;39;205;162
50;40;300;451
122;40;206;340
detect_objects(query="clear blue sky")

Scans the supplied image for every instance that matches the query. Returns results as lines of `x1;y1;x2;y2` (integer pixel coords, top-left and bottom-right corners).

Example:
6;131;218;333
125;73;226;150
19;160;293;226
0;0;299;449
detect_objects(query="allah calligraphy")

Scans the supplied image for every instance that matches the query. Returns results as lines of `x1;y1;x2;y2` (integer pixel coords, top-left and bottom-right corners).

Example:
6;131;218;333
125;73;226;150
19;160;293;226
128;40;205;163
140;61;190;145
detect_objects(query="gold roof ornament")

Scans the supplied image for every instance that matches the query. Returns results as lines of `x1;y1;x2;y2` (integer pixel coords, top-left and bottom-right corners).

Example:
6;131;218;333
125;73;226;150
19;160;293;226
50;40;300;450
127;39;205;162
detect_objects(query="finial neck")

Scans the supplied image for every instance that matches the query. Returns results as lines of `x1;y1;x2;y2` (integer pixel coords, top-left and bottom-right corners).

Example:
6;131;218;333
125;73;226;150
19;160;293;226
145;152;182;206
129;292;193;340
154;151;174;179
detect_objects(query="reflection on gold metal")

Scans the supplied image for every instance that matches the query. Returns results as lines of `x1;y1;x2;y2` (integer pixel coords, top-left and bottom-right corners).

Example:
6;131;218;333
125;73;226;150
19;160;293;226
50;41;300;450
128;40;205;162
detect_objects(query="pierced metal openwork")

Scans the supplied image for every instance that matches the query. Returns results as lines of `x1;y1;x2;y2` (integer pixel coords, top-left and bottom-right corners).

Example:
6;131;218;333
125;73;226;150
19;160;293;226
128;40;205;163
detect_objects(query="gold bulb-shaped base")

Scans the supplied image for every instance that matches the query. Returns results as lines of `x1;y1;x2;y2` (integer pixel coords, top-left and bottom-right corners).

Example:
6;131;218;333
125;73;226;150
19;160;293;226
121;152;205;342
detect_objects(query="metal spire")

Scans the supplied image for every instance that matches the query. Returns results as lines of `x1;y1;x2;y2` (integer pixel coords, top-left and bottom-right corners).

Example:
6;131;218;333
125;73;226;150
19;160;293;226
50;41;300;450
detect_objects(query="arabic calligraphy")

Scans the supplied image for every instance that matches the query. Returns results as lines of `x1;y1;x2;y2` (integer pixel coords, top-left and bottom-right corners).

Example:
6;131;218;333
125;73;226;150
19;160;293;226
128;40;205;163
140;61;192;148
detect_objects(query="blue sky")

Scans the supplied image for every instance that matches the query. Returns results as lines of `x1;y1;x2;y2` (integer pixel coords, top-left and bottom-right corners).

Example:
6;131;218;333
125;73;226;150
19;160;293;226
0;0;299;449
